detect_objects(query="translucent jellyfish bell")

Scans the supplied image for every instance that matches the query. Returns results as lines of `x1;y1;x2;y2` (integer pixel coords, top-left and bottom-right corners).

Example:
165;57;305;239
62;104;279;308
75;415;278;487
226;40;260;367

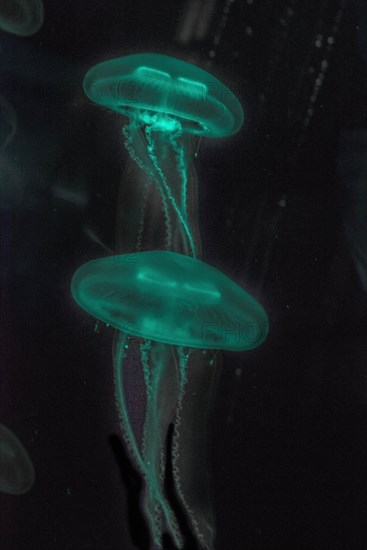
83;53;244;138
0;423;35;495
0;0;44;37
71;250;268;351
71;251;268;547
83;54;245;258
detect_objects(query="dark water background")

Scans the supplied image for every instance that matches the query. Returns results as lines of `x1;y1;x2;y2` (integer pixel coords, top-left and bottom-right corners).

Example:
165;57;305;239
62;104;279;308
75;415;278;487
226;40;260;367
1;1;366;549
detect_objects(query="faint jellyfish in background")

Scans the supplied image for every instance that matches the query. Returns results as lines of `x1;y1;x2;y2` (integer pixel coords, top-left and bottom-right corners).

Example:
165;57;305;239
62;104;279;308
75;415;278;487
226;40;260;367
0;0;44;37
0;95;17;157
176;0;218;45
0;423;35;495
71;251;268;549
0;95;25;206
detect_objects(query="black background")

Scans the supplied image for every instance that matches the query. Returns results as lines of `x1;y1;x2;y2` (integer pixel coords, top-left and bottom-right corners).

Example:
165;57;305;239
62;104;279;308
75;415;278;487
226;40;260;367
1;1;366;549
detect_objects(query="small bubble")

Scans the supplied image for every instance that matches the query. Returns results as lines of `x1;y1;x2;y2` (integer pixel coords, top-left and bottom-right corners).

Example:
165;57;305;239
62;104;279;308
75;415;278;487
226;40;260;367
209;50;216;58
321;59;328;69
278;198;286;208
327;36;334;45
315;35;323;47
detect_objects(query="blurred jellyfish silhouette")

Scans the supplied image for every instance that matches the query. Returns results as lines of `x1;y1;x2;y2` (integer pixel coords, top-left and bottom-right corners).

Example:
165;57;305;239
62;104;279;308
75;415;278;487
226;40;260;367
73;53;268;549
0;94;24;205
175;0;217;45
0;0;44;37
0;95;17;157
0;423;35;495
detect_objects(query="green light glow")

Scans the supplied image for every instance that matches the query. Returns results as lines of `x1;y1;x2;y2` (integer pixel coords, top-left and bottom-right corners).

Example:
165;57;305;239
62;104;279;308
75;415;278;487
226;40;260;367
77;53;264;549
139;111;181;133
72;250;268;547
83;53;244;259
0;0;44;37
113;334;183;547
137;269;178;288
0;423;35;495
71;251;268;351
83;53;244;137
135;66;172;80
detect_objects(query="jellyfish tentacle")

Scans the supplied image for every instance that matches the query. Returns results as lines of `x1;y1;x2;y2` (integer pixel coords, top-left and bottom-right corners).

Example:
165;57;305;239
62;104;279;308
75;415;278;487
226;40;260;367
169;128;194;257
122;118;195;255
135;179;149;252
171;348;203;541
122;122;173;250
122;122;154;177
113;332;143;464
169;130;188;220
144;125;197;257
0;96;17;156
141;340;184;549
113;332;182;548
171;348;220;550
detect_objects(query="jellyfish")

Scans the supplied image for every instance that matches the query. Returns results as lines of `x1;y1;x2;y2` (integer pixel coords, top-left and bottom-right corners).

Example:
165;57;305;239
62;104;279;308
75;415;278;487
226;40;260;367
0;422;35;495
0;95;17;157
71;250;268;548
83;53;244;258
0;0;44;37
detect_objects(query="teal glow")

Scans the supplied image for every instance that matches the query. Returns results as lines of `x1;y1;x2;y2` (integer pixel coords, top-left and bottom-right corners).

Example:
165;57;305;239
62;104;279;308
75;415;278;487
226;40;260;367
83;53;244;138
137;269;178;288
76;54;266;549
72;247;267;546
71;251;268;351
113;335;183;547
83;53;245;258
0;0;44;37
0;423;35;495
